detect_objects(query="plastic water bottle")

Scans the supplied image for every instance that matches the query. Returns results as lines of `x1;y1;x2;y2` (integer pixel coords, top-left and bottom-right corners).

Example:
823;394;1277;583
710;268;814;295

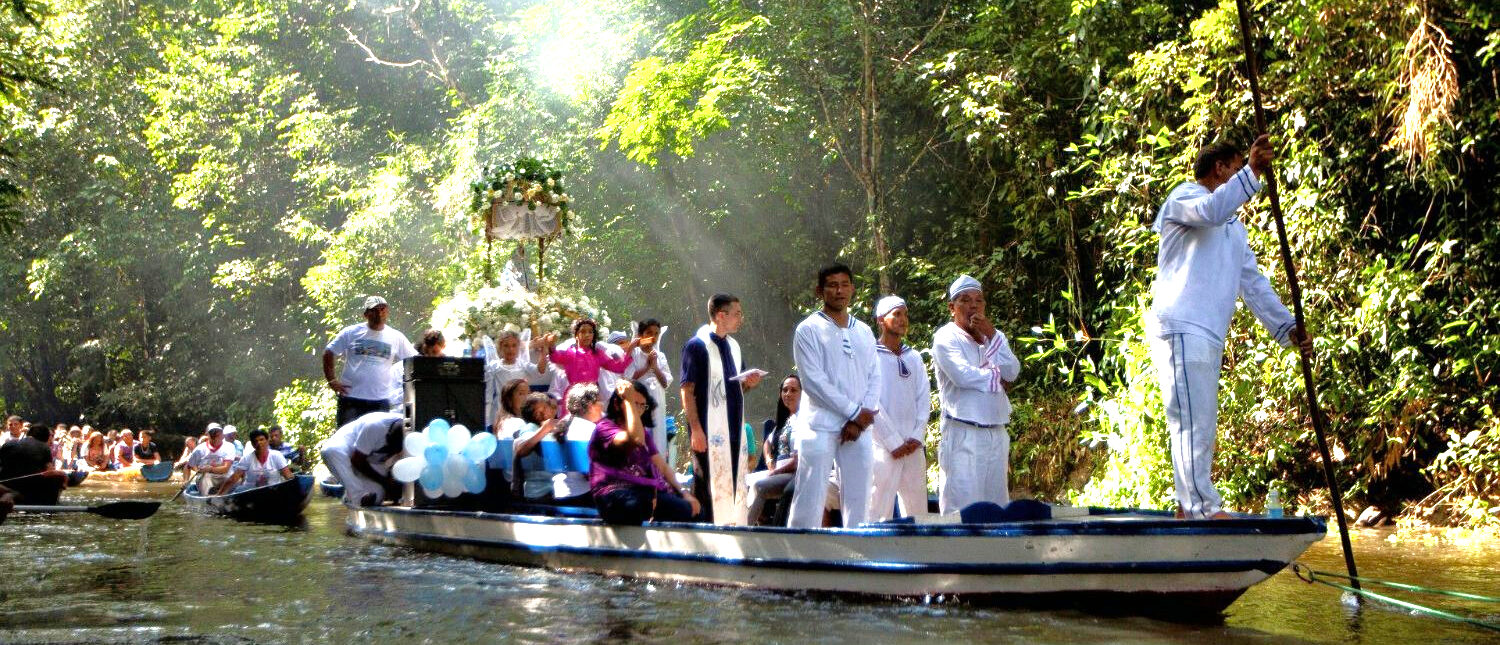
1266;487;1283;518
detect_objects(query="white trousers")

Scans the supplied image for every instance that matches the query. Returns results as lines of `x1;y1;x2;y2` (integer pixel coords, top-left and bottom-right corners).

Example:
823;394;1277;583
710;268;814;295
869;447;927;521
937;419;1010;515
1151;333;1225;518
787;426;872;528
320;443;386;506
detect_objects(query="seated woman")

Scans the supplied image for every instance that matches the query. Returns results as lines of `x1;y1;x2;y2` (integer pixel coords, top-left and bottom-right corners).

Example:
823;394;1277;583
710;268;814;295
742;374;802;525
217;429;294;493
512;386;594;505
510;392;563;501
494;378;532;437
79;431;108;472
590;380;699;525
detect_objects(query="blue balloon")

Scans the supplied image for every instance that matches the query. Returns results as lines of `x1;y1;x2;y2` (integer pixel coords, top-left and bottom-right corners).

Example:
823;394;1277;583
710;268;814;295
463;432;498;463
419;462;444;492
462;461;487;494
425;418;451;434
423;443;448;465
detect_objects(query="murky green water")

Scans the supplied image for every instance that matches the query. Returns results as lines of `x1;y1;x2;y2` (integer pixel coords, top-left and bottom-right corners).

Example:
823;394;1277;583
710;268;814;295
2;483;1496;644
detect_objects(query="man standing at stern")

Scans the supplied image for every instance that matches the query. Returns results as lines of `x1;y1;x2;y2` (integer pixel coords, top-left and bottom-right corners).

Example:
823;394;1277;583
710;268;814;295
323;296;417;427
787;265;880;528
932;275;1020;515
1150;135;1311;519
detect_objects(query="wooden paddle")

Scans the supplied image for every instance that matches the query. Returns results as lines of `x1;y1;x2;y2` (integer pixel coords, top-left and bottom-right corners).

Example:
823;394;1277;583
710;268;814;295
14;501;161;520
1232;0;1360;591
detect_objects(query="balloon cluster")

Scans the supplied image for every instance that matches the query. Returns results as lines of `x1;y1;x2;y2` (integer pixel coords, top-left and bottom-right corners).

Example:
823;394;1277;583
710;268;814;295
391;419;497;497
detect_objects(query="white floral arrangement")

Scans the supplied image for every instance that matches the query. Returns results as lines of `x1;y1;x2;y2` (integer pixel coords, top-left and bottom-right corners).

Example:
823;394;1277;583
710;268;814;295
431;285;614;343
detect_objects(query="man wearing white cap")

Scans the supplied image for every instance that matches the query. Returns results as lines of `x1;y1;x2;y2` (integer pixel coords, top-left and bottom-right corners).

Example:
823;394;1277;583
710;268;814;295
787;264;881;528
319;411;405;507
932;275;1021;514
322;296;417;427
1150;137;1310;519
185;423;238;495
869;296;932;521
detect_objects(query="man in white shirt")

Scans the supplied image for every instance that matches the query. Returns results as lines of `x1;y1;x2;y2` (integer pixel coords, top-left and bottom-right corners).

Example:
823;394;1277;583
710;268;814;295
319;411;405;507
787;264;881;528
185;424;239;495
2;416;22;445
1150;135;1311;519
932;275;1021;515
869;296;932;521
322;296;417;427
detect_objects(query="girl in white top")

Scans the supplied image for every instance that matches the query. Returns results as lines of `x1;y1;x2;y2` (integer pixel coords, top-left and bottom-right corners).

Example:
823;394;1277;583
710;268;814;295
625;319;674;455
218;429;293;493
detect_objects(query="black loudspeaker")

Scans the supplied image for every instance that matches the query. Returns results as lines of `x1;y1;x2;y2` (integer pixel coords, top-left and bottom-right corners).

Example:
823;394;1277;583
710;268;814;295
404;356;486;432
404;356;488;509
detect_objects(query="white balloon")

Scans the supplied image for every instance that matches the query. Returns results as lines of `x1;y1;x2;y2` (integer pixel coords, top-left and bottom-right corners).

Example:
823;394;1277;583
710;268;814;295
440;473;465;498
402;431;429;457
444;453;467;480
447;425;470;452
391;456;425;483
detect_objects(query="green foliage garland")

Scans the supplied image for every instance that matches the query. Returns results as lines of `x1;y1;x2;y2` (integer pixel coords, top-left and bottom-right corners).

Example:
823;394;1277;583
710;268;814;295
467;156;572;215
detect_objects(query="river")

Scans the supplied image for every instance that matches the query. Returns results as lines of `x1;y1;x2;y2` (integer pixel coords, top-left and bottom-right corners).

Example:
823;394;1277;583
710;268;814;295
1;483;1496;644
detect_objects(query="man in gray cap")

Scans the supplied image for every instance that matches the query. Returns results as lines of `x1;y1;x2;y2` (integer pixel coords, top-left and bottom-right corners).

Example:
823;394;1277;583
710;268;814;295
322;296;417;426
930;275;1021;514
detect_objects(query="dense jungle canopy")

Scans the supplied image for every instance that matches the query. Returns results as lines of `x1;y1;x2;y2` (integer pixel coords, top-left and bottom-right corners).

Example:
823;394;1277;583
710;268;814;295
1;0;1496;526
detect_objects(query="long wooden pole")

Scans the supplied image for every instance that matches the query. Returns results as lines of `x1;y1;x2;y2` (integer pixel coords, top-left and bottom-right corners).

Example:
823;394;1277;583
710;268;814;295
1232;0;1360;591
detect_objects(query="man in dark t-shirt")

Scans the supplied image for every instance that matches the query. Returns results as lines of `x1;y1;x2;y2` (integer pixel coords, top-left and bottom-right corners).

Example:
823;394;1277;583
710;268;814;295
0;424;62;504
133;429;162;464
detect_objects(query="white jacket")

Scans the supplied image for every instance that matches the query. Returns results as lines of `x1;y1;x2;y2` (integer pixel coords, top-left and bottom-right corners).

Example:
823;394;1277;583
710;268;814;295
1151;165;1295;346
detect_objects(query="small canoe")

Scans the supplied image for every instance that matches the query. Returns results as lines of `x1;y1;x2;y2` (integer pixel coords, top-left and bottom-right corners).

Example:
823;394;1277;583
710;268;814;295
65;470;89;487
84;466;145;482
182;474;315;524
140;462;175;482
318;479;345;498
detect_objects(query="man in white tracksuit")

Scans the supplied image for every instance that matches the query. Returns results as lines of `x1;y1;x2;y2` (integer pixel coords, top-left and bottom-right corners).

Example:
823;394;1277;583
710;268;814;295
319;411;405;507
1150;134;1310;519
932;275;1021;515
788;264;881;528
869;296;932;521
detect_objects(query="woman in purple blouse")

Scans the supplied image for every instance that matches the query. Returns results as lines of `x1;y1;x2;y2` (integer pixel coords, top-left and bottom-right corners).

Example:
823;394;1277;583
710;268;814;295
590;380;699;524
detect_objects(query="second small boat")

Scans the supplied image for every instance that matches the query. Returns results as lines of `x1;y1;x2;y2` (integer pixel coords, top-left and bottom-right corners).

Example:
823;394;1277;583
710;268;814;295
181;474;315;524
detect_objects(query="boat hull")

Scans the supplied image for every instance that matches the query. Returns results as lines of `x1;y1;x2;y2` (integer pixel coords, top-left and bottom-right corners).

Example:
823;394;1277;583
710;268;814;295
183;474;314;524
348;505;1324;614
318;480;344;498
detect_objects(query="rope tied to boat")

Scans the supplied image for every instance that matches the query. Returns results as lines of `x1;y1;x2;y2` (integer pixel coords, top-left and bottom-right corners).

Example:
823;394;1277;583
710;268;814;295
1291;563;1500;633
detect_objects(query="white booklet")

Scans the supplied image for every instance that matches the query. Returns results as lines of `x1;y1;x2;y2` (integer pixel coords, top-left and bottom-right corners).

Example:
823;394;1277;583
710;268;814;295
728;368;769;382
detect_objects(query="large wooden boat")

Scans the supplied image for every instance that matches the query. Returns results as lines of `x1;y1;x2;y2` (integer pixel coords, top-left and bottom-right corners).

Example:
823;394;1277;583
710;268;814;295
347;502;1325;616
182;474;315;524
